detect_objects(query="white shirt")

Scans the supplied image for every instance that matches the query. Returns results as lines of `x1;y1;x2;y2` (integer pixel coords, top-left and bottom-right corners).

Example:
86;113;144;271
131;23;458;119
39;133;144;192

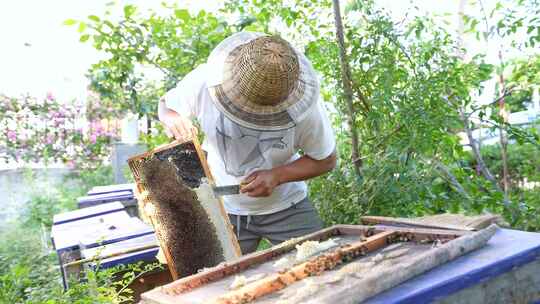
163;63;336;215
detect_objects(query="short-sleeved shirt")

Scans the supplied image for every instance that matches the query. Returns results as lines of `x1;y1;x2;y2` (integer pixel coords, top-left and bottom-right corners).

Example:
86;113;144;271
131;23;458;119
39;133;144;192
163;63;336;215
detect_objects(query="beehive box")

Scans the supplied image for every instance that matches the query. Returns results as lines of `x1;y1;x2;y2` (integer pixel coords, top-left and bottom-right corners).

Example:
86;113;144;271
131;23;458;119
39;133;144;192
53;201;125;225
87;183;135;196
140;224;497;304
82;183;139;216
77;191;138;216
128;139;241;280
51;210;140;289
81;234;172;302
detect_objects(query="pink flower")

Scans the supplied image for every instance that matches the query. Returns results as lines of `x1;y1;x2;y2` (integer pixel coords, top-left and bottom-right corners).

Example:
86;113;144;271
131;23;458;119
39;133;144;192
90;120;103;132
89;134;97;144
66;160;76;169
46;134;54;145
46;92;54;101
7;130;16;142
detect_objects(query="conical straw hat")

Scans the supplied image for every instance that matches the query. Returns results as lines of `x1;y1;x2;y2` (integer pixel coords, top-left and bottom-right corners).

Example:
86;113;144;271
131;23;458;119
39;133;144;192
207;32;319;131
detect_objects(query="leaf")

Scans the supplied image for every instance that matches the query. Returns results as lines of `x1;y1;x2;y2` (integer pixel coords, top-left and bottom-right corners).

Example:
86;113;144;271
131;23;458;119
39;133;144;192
78;22;87;33
104;20;115;29
124;5;136;18
79;34;90;42
174;9;190;22
63;19;77;26
88;15;100;22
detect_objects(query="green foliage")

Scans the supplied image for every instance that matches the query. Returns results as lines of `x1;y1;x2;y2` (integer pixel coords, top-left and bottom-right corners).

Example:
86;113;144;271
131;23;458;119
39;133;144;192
0;227;65;304
462;143;540;231
139;123;171;150
470;143;540;184
0;224;160;304
18;165;114;230
0;166;155;303
504;54;540;112
305;3;499;224
21;195;59;228
68;3;233;122
69;1;540;233
256;239;272;251
74;165;115;191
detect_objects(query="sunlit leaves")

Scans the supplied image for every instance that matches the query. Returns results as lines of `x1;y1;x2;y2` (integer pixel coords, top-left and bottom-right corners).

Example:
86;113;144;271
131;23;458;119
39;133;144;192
88;15;100;23
77;22;87;33
63;19;77;26
123;5;136;18
174;9;190;22
79;34;90;42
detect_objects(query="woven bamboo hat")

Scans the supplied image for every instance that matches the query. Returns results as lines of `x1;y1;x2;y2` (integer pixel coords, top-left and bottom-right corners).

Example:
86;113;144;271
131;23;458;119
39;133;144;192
207;32;319;131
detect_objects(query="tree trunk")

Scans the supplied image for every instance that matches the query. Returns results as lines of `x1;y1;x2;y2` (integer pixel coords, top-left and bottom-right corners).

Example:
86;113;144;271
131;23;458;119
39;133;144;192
432;159;473;204
456;1;510;208
332;0;362;178
498;50;510;197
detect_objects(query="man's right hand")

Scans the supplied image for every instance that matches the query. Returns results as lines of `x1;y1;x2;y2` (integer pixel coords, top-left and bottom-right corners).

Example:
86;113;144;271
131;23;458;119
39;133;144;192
158;100;197;140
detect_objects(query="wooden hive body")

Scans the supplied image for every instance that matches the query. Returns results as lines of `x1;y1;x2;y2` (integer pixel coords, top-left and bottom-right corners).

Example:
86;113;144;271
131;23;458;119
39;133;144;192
128;139;241;280
139;225;497;304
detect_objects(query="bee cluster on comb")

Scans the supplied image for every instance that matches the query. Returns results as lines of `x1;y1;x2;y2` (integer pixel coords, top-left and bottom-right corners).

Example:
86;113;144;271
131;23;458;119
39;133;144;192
128;140;240;278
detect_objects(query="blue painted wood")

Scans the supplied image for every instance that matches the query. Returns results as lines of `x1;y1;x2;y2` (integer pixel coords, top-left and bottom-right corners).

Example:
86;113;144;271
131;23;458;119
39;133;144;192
366;228;540;304
82;234;157;258
78;217;154;249
77;190;134;208
87;183;135;196
53;202;125;225
90;248;159;269
82;234;159;269
51;211;131;252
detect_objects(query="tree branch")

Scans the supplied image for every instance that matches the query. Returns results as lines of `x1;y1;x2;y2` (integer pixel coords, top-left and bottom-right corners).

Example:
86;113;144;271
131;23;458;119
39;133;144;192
459;107;512;209
430;158;473;204
332;0;363;176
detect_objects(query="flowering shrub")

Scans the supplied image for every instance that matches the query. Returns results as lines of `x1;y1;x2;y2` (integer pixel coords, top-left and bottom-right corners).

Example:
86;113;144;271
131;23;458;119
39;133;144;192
0;93;119;168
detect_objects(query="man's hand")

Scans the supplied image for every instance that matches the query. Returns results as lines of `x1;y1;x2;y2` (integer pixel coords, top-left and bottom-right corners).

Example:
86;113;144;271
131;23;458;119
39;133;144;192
158;100;197;140
240;152;336;198
241;169;281;197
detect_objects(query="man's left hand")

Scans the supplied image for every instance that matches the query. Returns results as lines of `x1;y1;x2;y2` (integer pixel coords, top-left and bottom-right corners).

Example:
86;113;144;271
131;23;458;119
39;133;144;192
241;169;281;197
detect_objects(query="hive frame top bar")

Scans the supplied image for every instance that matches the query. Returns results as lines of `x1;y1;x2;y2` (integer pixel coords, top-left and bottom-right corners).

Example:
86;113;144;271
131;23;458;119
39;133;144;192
128;137;215;184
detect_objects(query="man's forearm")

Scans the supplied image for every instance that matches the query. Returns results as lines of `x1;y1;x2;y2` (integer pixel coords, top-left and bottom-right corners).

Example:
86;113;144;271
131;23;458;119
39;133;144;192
273;151;336;185
241;151;336;197
158;98;172;121
158;98;197;139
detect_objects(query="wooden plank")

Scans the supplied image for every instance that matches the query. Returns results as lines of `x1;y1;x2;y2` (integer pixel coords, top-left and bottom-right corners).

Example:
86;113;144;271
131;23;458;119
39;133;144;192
209;231;395;304
361;215;477;231
334;224;468;240
313;225;498;304
128;139;189;163
360;214;503;232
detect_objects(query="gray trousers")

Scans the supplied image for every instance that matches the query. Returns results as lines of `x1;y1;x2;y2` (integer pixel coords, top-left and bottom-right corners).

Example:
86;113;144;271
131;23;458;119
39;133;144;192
228;197;324;254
